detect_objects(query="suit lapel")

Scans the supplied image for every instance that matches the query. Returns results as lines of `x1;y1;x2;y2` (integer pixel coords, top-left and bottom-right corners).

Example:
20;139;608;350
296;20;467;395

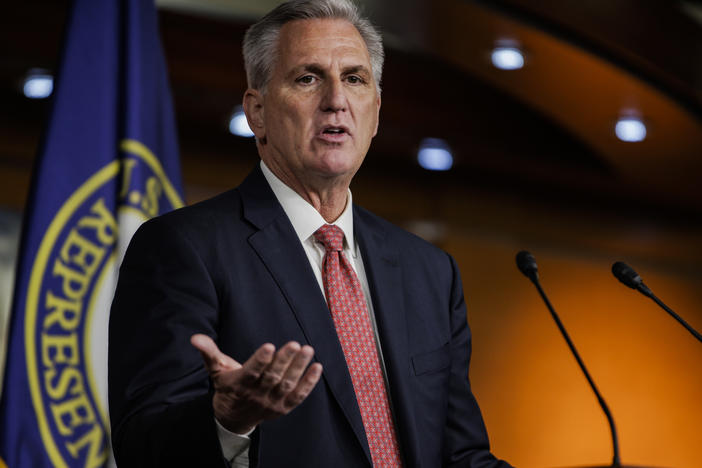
354;208;420;467
238;167;372;464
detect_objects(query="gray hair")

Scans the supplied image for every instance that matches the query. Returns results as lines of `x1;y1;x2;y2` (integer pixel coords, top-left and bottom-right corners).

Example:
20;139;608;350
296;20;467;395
242;0;384;94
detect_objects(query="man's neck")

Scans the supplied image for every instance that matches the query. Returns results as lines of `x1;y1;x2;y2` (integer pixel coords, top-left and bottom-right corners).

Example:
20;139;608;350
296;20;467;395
261;159;350;223
299;186;348;223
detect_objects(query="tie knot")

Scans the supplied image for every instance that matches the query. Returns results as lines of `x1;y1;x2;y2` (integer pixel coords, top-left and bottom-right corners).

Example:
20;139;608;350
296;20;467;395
314;224;344;252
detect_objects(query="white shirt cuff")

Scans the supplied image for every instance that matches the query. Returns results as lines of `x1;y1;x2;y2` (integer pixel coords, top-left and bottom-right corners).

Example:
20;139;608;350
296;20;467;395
215;417;253;462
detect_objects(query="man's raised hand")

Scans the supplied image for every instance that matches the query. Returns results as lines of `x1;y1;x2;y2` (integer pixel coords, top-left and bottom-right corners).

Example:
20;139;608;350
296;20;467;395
190;334;323;434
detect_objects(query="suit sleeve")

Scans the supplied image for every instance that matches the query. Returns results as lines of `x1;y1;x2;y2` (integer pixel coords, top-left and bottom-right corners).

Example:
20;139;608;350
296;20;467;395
443;253;512;468
108;218;229;468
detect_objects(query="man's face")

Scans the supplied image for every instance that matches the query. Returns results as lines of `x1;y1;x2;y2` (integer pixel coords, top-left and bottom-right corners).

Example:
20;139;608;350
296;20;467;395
247;18;381;190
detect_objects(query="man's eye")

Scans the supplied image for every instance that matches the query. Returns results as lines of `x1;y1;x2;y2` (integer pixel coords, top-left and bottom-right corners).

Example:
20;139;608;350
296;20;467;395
347;75;363;84
297;75;316;84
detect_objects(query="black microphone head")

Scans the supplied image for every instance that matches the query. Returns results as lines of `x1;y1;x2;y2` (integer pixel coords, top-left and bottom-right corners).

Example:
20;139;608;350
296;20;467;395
516;250;538;282
612;261;643;290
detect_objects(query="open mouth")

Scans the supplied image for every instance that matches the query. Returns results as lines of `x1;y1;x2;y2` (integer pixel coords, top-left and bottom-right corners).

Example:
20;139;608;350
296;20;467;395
321;125;349;136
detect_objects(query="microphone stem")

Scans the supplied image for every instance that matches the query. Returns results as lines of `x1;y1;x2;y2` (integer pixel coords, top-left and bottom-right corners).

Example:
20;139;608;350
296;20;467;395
647;291;702;344
532;277;621;467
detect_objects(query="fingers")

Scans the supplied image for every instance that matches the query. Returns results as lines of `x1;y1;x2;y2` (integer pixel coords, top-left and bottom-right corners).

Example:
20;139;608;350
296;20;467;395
206;340;323;432
283;362;322;409
258;342;301;391
269;344;313;398
239;341;322;409
190;334;241;374
237;342;277;386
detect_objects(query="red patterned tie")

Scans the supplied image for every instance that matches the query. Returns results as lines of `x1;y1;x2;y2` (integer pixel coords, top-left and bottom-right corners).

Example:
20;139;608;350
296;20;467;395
314;224;402;467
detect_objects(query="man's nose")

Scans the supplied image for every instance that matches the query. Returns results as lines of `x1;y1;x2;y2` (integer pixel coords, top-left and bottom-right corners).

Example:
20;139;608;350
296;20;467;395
320;78;347;113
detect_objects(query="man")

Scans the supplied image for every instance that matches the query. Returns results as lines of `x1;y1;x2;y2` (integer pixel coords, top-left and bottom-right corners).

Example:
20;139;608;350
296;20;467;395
108;0;511;466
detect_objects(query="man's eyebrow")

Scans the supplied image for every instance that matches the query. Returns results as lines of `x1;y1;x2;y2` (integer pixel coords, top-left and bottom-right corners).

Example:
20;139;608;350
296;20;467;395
341;65;371;76
287;63;371;78
344;65;369;73
287;64;326;78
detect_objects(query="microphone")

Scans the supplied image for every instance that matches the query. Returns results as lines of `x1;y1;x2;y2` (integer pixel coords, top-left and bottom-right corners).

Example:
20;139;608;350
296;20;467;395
516;250;539;282
612;261;702;344
611;262;652;297
516;251;621;467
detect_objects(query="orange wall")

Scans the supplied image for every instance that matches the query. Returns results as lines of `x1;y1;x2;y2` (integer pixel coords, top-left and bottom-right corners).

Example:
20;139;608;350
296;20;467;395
447;232;702;467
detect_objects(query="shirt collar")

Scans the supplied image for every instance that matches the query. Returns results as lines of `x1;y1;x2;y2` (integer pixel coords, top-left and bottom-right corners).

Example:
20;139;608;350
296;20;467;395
260;160;356;253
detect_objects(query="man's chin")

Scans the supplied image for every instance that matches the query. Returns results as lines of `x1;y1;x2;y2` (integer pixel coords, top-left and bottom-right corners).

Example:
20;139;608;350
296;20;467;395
309;153;363;180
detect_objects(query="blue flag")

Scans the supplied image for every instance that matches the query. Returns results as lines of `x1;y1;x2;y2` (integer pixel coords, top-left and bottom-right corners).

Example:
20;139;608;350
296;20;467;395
0;0;184;466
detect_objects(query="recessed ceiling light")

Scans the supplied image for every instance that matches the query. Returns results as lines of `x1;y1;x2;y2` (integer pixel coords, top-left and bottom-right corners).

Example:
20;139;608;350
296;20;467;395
228;106;254;137
23;70;53;99
417;138;453;171
615;117;646;142
491;47;525;70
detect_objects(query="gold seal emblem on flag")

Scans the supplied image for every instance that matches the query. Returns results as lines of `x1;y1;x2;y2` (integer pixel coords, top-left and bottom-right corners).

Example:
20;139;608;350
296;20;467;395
24;140;182;468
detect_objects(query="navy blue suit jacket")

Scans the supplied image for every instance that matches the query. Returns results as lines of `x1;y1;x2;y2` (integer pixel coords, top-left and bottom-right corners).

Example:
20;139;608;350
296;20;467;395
109;166;510;467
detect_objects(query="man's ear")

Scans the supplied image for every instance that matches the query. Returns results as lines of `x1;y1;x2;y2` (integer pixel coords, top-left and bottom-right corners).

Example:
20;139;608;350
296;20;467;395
372;94;381;137
243;88;266;141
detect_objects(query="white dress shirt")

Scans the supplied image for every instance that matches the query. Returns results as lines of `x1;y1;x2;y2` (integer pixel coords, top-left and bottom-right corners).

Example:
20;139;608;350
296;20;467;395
217;161;391;467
